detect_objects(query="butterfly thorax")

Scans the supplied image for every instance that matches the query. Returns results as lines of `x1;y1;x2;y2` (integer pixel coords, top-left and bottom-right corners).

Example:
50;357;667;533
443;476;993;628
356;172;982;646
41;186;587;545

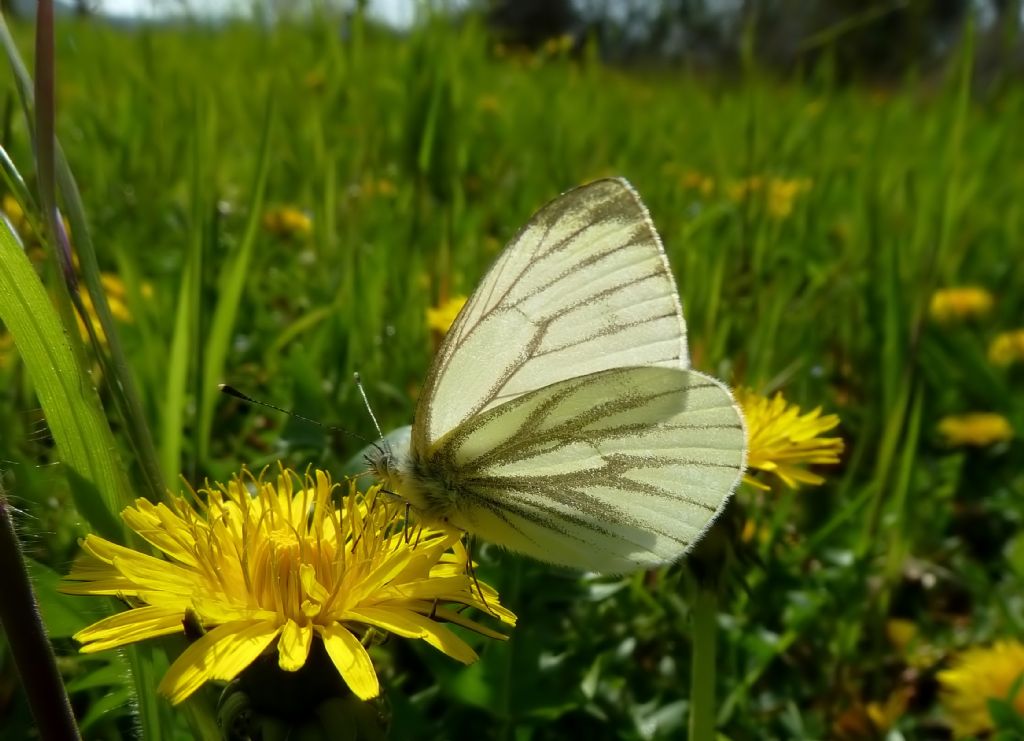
367;440;467;529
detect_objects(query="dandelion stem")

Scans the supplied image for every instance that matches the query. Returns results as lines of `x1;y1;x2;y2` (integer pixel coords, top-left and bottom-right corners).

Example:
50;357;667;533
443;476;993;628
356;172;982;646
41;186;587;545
0;484;81;741
688;586;718;741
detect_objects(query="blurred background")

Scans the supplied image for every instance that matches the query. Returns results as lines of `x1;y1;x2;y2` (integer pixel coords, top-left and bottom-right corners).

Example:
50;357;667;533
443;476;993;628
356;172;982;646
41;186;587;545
3;0;1024;80
0;1;1022;739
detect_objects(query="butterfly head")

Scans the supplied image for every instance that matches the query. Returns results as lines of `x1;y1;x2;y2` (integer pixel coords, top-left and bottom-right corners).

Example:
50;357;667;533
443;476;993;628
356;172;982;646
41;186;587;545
364;424;414;494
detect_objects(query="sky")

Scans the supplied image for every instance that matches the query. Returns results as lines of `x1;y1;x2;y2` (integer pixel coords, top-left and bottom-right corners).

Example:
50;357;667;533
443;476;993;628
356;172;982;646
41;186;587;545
85;0;426;27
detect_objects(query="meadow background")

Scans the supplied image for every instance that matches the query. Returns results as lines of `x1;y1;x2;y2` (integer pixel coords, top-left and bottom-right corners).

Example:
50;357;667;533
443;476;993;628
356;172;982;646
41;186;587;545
0;2;1023;739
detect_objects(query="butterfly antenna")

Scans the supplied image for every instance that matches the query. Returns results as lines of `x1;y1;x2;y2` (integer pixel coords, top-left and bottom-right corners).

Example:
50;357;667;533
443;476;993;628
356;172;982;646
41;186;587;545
219;384;369;443
353;372;386;445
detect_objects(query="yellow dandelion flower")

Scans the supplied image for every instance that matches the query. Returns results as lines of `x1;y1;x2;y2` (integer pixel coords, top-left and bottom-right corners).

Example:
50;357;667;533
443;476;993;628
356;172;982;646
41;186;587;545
929;286;994;323
427;295;468;335
681;170;715;197
539;33;574;57
727;176;764;202
989;329;1024;367
262;206;313;239
2;193;31;237
736;388;844;489
766;177;812;219
937;413;1014;447
357;176;397;200
75;272;135;344
726;176;811;218
61;467;515;704
939;640;1024;738
2;194;70;247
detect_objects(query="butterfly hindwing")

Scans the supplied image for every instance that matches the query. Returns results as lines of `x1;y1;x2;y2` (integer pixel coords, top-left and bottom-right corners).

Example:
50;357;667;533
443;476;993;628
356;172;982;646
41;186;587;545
424;366;745;573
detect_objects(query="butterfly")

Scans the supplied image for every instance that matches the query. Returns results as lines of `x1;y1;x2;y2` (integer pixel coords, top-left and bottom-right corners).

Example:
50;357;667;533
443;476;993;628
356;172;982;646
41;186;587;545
369;178;746;573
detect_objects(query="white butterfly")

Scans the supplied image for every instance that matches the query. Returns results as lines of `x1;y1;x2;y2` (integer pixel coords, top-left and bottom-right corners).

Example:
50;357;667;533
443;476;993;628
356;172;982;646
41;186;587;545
369;178;746;573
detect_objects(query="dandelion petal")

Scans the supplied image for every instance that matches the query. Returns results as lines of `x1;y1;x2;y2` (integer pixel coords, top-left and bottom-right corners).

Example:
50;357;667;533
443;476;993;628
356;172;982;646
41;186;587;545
278;619;313;672
347;606;478;664
159;620;280;704
318;623;379;700
74;605;185;652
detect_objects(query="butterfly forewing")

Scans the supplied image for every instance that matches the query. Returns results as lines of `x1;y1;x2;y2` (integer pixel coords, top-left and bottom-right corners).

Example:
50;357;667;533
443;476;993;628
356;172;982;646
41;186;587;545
416;179;688;451
429;366;745;573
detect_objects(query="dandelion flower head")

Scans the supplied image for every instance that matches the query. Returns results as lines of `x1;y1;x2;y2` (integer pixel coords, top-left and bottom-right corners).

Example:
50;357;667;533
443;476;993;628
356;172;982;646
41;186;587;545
937;413;1014;447
938;639;1024;738
427;295;468;335
262;206;313;239
929;286;994;323
61;467;515;704
736;388;844;489
989;329;1024;368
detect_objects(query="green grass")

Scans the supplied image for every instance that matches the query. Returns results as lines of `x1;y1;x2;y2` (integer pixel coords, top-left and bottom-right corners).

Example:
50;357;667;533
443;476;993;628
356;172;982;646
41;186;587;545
1;10;1023;740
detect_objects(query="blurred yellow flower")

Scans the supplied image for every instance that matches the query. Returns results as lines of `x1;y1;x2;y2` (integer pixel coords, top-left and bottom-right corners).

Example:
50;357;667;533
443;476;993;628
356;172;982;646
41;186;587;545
681;170;715;197
766;178;812;218
939;639;1024;738
2;193;31;236
62;467;514;704
357;176;397;200
477;94;501;114
989;329;1024;367
539;33;574;58
736;388;844;489
427;295;468;335
76;273;137;344
262;206;313;239
832;686;912;739
929;286;994;323
937;413;1014;447
2;194;71;247
726;176;812;218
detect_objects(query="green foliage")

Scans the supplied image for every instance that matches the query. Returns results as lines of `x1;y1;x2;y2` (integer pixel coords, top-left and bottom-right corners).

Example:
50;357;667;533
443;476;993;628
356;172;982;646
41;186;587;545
0;10;1022;740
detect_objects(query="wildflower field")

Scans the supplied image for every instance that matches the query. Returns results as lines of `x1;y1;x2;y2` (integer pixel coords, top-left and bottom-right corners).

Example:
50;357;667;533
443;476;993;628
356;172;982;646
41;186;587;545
1;9;1023;741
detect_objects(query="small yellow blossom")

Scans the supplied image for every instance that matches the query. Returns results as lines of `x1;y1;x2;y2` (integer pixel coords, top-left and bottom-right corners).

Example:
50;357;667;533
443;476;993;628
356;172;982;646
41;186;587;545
727;176;763;202
726;176;812;219
989;329;1024;367
262;206;313;239
2;194;71;247
356;176;397;200
937;413;1014;447
886;617;944;670
832;686;912;739
427;295;468;335
539;33;574;58
2;193;31;236
765;178;812;218
61;467;514;704
929;286;994;323
681;170;715;197
939;640;1024;738
736;388;844;489
75;273;136;344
